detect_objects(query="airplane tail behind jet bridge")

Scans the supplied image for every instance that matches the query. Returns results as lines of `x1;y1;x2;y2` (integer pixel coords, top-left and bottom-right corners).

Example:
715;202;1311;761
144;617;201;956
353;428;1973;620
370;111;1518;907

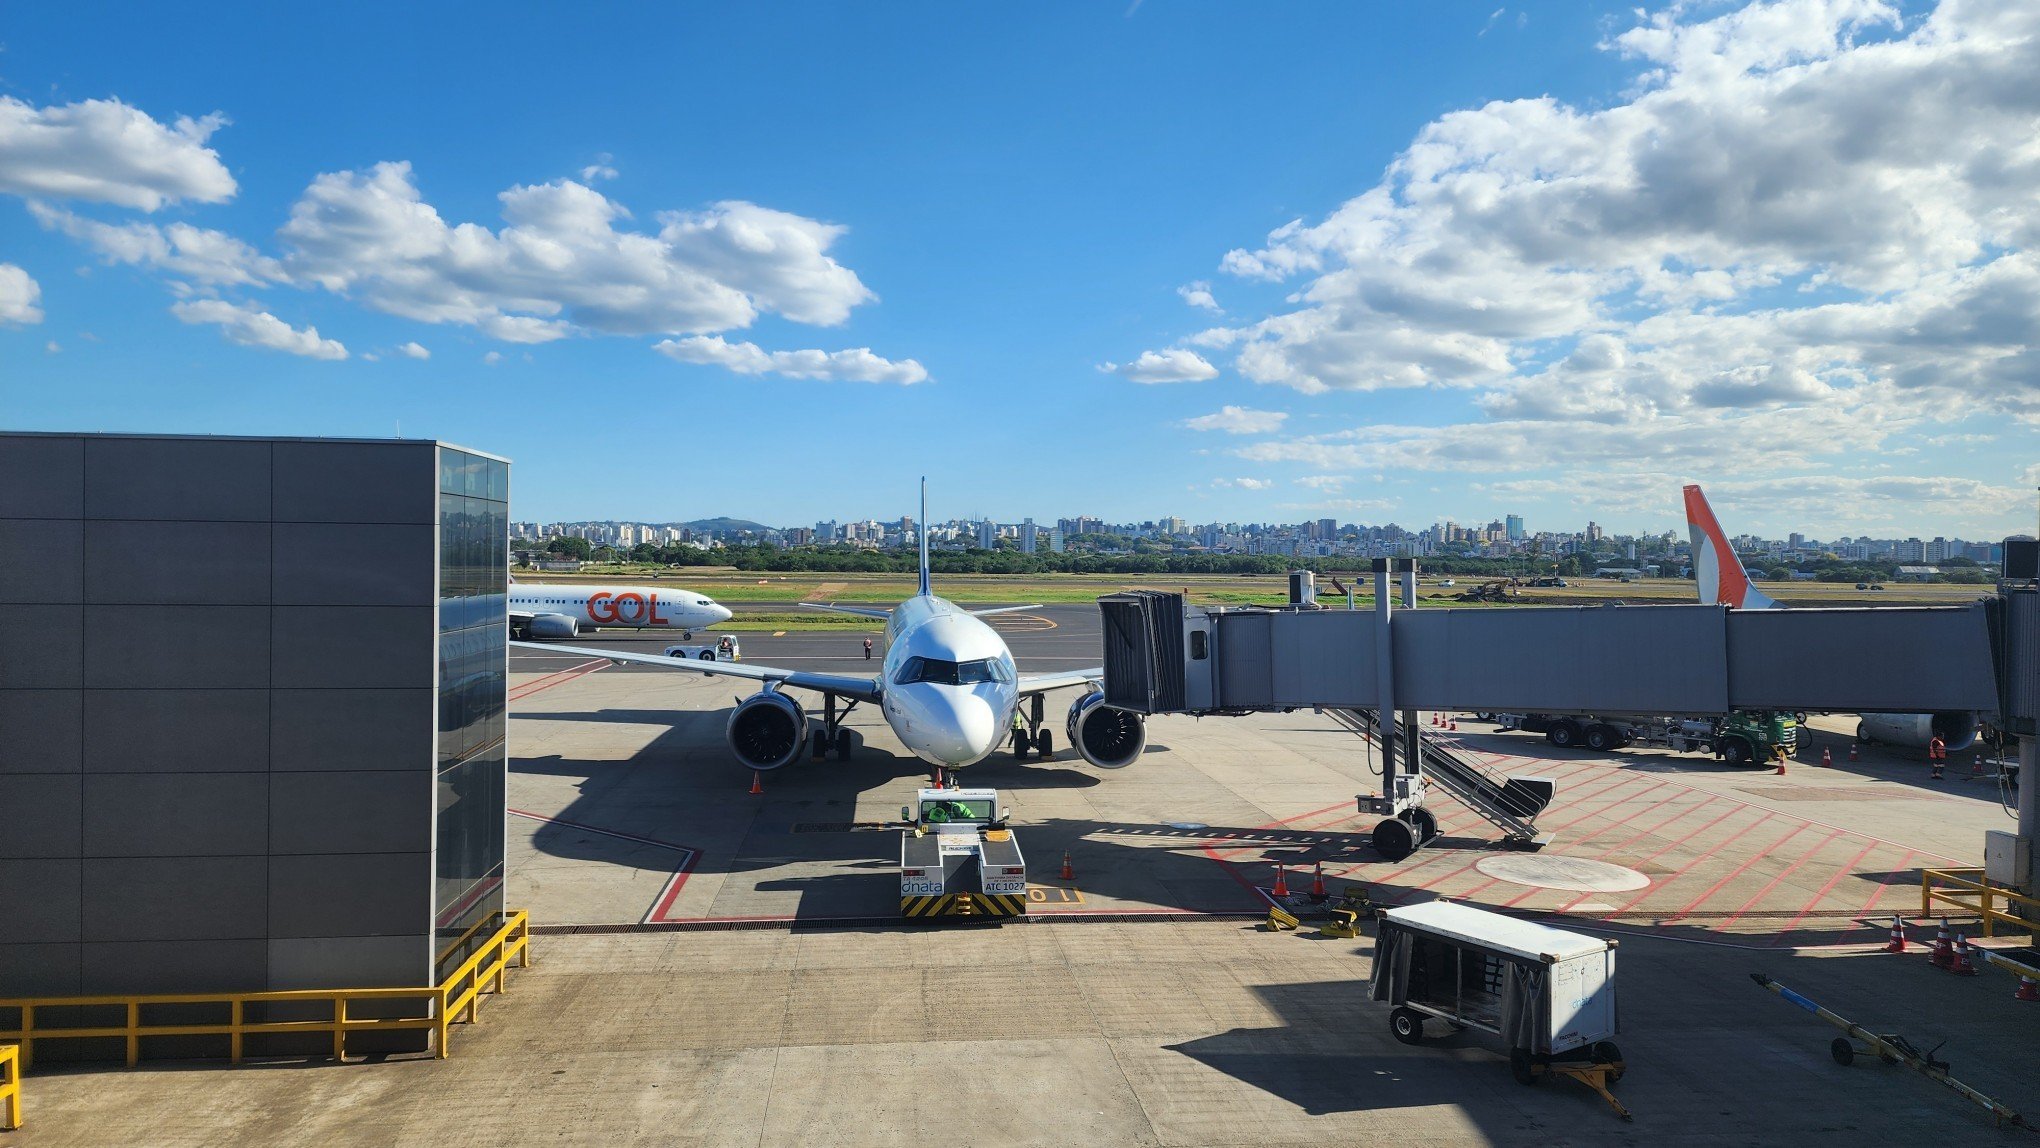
1684;484;1779;610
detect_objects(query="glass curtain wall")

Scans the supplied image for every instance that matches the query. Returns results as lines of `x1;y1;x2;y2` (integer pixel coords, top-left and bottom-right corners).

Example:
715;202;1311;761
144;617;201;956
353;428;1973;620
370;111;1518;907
435;447;508;979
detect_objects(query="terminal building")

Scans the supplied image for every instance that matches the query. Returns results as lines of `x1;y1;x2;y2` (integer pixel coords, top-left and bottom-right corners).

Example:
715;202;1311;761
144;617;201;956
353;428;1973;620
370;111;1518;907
0;432;509;1000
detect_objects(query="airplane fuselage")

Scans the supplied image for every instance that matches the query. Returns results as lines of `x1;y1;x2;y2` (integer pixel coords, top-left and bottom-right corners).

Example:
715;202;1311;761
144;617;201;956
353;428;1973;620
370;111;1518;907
878;594;1020;767
511;583;731;632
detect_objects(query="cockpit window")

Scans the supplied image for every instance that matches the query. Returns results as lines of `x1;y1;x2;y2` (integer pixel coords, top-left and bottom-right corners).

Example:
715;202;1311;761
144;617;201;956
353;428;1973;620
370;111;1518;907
894;656;1012;686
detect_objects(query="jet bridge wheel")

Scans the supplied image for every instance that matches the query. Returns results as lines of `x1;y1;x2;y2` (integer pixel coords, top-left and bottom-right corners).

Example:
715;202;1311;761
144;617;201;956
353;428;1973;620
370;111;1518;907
1408;807;1439;844
1372;816;1418;862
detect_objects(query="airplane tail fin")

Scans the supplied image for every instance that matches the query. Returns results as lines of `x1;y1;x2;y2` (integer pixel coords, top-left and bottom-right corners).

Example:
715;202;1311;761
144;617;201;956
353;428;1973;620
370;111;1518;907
1684;484;1779;610
917;476;932;598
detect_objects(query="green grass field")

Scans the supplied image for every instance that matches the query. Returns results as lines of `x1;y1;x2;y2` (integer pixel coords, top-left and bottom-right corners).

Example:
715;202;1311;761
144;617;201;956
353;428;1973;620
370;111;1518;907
521;567;1990;631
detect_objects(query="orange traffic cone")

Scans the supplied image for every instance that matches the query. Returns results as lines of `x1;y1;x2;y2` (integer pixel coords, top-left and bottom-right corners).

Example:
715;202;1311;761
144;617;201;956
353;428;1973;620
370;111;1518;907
1311;861;1328;900
749;770;764;795
1272;865;1290;899
1929;917;1954;968
1970;756;1986;780
1060;850;1075;881
1773;750;1788;775
1951;935;1979;976
1448;719;1458;731
1884;915;1908;954
2017;976;2039;1002
1820;747;1832;768
1849;743;1860;762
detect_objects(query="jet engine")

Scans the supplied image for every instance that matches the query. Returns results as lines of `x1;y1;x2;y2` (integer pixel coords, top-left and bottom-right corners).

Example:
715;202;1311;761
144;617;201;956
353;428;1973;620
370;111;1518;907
727;690;808;771
1856;711;1981;751
527;614;580;640
1066;689;1146;769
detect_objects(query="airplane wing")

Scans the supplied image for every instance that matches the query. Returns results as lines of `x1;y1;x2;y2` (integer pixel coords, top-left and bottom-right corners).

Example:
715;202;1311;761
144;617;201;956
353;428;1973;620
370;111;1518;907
798;602;894;620
510;641;884;703
968;604;1044;617
1017;667;1102;697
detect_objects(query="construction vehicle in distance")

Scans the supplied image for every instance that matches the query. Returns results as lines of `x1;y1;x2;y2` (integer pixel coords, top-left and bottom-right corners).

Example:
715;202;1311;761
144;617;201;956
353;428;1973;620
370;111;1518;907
1485;710;1797;765
898;787;1028;920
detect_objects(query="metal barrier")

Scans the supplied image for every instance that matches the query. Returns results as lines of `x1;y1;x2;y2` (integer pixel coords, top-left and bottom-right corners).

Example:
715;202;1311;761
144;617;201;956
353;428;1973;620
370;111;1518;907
0;910;530;1070
1920;870;2040;942
1;1043;19;1131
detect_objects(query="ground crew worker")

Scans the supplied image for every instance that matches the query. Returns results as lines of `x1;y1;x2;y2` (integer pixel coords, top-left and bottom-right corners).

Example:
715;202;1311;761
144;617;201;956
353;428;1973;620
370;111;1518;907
1929;733;1946;780
863;637;873;660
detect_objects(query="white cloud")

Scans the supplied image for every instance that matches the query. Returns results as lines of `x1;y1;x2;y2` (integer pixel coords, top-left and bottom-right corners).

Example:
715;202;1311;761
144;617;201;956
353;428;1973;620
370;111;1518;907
170;299;347;360
30;203;283;287
0;264;43;325
1187;0;2040;421
1179;405;1287;434
482;351;504;365
278;162;876;341
578;158;618;182
0;97;235;210
1210;476;1274;490
1295;474;1349;491
45;340;60;353
1105;348;1219;383
397;341;430;360
1178;280;1222;312
653;335;927;384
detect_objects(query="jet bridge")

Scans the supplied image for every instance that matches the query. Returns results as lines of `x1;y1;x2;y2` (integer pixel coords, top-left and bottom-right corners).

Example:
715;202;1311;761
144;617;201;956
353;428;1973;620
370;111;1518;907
1100;563;2029;866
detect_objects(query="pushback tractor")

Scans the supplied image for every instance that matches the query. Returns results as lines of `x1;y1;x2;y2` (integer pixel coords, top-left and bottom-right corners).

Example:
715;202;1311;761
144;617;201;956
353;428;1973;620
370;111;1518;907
898;787;1028;920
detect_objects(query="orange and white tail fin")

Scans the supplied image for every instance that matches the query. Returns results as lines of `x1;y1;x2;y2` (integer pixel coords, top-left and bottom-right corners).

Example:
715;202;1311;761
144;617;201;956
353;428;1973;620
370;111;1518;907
1684;484;1779;610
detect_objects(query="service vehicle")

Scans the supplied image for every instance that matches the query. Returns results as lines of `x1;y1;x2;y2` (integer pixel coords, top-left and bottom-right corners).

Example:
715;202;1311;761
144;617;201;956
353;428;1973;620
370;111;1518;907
897;787;1028;920
663;635;742;662
1486;709;1796;764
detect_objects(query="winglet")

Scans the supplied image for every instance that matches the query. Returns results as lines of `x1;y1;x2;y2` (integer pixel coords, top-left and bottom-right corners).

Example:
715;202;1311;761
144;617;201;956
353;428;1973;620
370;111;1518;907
917;476;932;598
1684;484;1779;610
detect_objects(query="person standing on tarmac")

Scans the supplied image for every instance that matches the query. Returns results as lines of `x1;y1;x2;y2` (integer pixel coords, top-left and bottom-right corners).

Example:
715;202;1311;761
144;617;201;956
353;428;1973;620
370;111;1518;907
863;636;874;660
1929;733;1946;780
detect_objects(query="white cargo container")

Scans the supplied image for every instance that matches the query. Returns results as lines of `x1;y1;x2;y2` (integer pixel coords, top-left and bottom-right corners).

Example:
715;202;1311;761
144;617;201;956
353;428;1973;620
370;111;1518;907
1371;901;1620;1082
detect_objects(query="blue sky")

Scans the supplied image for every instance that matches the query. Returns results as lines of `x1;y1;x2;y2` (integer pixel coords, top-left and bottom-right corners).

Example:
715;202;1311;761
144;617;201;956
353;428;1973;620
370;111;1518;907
2;1;2034;539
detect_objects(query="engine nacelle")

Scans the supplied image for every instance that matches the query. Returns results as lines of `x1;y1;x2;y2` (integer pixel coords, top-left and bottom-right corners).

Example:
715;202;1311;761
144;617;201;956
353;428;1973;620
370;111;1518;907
727;690;808;771
1857;711;1981;751
527;614;580;640
1066;690;1146;769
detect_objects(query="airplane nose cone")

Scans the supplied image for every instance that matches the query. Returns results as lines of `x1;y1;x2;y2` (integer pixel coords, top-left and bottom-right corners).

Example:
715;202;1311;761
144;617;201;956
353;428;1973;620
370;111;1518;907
715;603;733;623
925;687;999;764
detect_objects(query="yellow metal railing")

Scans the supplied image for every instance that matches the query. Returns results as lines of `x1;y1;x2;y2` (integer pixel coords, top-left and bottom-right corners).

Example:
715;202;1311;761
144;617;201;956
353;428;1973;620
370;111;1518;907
0;910;530;1071
1;1043;19;1131
1921;869;2040;942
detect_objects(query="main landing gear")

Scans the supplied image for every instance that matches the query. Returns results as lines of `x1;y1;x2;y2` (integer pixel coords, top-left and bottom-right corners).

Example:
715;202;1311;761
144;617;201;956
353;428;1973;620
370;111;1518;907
809;694;862;761
1011;694;1054;760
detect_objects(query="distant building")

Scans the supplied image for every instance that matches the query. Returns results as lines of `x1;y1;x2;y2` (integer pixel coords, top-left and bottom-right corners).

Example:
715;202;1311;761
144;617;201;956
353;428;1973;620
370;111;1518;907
1317;517;1337;541
1049;528;1066;554
1020;518;1037;554
976;519;997;549
1895;565;1941;581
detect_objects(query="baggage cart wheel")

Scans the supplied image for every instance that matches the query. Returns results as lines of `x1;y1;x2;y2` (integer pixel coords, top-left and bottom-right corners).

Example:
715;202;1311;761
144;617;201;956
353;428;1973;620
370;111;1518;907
1389;1007;1424;1045
1592;1040;1624;1083
1372;817;1416;862
1510;1048;1541;1085
1830;1037;1855;1067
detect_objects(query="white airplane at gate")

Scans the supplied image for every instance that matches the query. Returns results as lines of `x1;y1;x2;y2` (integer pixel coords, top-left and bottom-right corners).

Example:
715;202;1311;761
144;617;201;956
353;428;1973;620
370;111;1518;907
509;580;731;640
1684;483;1982;751
511;481;1148;772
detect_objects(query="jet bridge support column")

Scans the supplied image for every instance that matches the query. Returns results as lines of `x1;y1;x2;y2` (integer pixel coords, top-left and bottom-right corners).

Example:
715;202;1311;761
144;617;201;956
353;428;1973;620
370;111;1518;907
1363;558;1434;860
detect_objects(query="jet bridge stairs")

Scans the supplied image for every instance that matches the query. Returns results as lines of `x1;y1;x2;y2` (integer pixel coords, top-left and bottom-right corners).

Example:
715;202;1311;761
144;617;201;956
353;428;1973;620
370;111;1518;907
1320;708;1555;853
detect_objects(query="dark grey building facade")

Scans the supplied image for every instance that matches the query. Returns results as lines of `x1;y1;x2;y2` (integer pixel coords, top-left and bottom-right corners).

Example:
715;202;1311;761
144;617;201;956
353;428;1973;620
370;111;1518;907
0;433;507;997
